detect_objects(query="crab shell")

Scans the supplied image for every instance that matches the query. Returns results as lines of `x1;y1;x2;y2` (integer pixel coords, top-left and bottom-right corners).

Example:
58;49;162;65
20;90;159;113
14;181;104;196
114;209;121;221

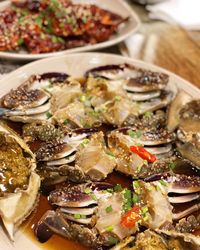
0;122;40;240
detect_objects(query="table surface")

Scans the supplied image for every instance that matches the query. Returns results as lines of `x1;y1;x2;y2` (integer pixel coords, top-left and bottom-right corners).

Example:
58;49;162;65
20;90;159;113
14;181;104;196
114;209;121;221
1;1;200;89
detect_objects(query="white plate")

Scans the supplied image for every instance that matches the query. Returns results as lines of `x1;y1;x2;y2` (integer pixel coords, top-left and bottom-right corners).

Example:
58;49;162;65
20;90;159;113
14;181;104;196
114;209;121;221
0;52;199;250
0;0;140;61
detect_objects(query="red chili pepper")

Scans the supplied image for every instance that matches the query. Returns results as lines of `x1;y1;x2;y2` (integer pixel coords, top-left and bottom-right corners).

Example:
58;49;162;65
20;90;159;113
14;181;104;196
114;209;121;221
120;205;141;228
130;146;157;163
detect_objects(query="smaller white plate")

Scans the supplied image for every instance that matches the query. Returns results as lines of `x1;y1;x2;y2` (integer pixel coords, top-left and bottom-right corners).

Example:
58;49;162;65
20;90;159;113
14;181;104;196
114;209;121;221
0;0;140;61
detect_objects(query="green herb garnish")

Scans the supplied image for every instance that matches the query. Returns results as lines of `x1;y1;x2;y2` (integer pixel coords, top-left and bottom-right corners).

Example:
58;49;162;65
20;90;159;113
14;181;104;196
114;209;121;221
105;205;113;213
144;111;153;118
74;214;81;219
132;193;139;204
80;94;87;102
141;206;149;221
159;179;167;186
64;119;69;125
17;38;24;46
123;189;133;212
106;151;115;160
90;194;97;201
46;112;53;119
168;161;176;171
143;160;148;165
128;130;142;138
114;96;121;102
105;225;114;232
108;236;119;245
80;139;90;147
106;188;114;193
84;187;92;194
114;184;122;192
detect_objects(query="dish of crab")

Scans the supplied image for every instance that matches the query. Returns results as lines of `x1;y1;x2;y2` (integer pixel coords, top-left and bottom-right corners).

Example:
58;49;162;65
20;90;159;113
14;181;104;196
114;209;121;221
0;53;199;250
0;0;139;60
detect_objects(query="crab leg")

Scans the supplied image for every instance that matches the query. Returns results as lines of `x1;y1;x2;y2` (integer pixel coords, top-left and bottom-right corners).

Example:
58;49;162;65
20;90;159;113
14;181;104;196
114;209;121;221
173;203;200;220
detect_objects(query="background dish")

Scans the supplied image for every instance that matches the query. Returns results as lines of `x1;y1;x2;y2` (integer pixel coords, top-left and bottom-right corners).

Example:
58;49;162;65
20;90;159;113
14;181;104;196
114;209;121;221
0;0;140;61
0;52;199;250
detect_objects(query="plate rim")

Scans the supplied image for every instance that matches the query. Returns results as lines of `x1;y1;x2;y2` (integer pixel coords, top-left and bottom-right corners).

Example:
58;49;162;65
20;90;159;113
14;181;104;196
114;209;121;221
0;0;140;61
0;52;199;95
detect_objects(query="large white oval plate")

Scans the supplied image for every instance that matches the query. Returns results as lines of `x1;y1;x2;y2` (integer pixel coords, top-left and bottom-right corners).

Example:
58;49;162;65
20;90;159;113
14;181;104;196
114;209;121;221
0;0;140;61
0;53;199;250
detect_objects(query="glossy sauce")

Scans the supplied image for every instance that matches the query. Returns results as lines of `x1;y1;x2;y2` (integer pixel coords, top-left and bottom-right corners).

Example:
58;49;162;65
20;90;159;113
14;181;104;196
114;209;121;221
21;195;87;250
20;172;132;250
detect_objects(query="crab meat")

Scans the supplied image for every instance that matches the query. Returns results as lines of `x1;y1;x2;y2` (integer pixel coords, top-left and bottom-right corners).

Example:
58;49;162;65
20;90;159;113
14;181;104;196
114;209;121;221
133;175;200;228
107;130;175;177
75;132;116;181
0;122;40;240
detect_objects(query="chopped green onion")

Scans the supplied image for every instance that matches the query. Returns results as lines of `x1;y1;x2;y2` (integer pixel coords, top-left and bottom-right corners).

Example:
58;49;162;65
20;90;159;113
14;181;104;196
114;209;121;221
106;188;114;193
132;193;139;204
17;38;24;46
64;119;69;125
114;184;122;192
46;112;52;119
123;189;133;212
105;205;113;213
105;225;114;232
51;36;59;43
108;236;119;245
128;130;142;138
90;194;97;201
141;206;148;214
35;15;43;27
89;110;99;118
168;161;176;171
80;139;90;147
144;111;153;118
82;16;88;24
114;96;121;102
80;94;87;102
106;151;115;160
74;214;81;219
159;179;167;186
136;164;142;174
84;187;92;194
133;180;140;189
143;160;148;165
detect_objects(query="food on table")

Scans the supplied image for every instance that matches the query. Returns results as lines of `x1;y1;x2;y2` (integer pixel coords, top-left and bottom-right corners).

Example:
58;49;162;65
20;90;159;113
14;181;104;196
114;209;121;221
0;0;128;53
0;63;199;248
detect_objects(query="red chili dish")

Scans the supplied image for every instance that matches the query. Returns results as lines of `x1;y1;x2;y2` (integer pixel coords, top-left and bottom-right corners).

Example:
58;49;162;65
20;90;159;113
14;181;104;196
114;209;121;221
0;0;128;54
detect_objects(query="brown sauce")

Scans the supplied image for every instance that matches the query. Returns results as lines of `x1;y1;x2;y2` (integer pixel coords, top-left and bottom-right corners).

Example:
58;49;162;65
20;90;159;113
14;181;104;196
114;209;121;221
21;195;87;250
21;172;131;250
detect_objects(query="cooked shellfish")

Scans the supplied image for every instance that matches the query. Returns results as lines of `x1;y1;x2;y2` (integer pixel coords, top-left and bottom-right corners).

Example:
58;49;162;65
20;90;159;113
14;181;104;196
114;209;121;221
0;122;40;240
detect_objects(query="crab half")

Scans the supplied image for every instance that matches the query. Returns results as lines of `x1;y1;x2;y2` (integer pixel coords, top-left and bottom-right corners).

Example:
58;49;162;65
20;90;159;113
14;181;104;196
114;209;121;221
0;121;40;240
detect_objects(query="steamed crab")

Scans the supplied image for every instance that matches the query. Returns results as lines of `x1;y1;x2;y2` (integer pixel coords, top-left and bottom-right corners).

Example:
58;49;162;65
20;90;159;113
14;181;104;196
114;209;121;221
0;121;40;240
35;176;200;249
